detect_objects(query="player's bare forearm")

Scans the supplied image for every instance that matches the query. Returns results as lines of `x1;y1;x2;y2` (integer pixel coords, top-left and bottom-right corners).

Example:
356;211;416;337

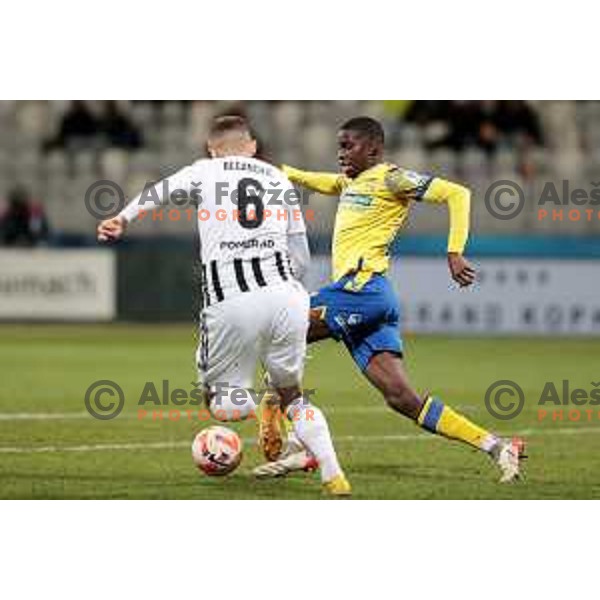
448;252;475;287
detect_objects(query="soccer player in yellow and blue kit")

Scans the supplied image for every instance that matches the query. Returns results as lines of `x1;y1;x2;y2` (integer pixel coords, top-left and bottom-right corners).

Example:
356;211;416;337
255;117;525;485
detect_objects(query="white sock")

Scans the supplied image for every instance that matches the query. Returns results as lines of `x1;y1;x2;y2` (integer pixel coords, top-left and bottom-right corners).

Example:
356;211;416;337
286;430;303;449
481;433;500;453
286;399;342;482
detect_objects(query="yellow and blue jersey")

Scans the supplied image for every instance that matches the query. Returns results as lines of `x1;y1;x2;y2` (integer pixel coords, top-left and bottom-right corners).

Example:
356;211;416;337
282;162;471;289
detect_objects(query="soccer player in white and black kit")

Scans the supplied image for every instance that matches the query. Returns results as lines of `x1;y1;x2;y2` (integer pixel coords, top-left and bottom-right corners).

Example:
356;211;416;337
97;116;350;496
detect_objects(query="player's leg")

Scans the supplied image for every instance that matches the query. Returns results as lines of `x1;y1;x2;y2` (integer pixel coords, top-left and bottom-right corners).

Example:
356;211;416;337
258;310;325;462
257;370;285;460
258;289;332;462
306;275;524;482
258;304;332;460
255;277;370;475
363;349;524;482
364;349;496;446
276;384;348;494
258;281;350;494
197;297;263;422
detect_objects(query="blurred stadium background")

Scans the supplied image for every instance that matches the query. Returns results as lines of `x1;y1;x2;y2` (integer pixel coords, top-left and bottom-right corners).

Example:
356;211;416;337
1;100;599;328
2;100;600;498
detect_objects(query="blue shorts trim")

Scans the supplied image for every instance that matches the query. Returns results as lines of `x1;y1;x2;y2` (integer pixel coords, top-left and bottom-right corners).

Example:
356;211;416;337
310;274;403;371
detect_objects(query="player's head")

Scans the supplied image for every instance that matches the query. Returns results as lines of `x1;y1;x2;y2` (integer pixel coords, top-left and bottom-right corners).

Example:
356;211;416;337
337;117;385;177
207;115;257;158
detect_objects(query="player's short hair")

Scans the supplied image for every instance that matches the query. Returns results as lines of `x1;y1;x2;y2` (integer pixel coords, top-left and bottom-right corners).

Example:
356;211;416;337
208;115;253;140
340;116;385;144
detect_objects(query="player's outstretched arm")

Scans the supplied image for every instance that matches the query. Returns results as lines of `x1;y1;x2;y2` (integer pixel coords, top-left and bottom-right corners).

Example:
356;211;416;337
282;164;344;196
422;178;475;287
96;164;199;243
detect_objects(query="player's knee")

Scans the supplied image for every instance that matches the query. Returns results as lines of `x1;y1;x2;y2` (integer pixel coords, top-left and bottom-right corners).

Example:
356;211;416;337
208;387;258;421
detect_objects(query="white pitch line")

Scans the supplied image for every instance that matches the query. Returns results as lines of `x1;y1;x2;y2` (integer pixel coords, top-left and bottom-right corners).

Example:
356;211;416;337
0;425;599;455
0;441;190;454
0;412;92;421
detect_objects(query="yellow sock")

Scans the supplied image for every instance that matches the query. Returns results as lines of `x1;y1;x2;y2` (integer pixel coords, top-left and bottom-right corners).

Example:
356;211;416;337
417;396;498;452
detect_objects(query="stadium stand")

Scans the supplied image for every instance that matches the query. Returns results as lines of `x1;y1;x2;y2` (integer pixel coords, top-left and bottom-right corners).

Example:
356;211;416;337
1;100;600;244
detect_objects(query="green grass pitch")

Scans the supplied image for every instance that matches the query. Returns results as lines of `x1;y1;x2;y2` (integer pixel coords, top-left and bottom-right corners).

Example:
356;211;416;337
1;323;600;499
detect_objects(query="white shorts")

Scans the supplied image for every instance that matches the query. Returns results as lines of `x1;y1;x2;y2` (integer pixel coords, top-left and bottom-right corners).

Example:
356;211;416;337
196;280;309;418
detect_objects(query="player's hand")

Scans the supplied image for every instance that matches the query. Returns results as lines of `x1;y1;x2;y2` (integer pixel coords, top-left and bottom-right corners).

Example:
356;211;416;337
97;216;127;243
448;252;475;287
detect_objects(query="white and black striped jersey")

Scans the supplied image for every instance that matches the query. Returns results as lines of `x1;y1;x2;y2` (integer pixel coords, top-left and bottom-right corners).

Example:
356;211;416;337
119;155;307;305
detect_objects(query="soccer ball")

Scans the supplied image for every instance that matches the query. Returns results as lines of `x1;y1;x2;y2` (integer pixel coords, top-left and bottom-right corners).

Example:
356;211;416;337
191;426;243;476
